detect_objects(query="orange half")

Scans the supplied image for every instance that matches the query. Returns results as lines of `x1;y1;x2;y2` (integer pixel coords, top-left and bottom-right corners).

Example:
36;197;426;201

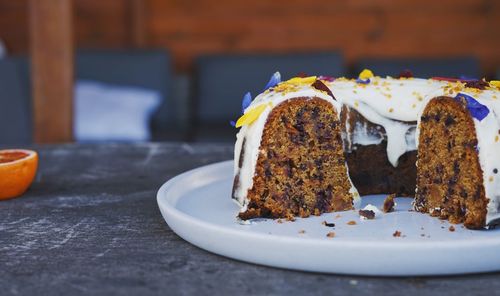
0;149;38;200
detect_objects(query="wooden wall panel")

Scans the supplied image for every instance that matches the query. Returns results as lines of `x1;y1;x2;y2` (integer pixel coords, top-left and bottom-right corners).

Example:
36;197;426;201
74;0;132;48
0;0;498;75
145;0;499;74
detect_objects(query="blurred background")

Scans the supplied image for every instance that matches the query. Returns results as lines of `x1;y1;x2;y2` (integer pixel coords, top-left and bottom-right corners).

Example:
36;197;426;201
0;0;498;145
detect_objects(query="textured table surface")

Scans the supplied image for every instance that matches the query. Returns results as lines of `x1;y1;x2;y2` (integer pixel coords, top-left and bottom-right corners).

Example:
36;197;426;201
1;143;499;296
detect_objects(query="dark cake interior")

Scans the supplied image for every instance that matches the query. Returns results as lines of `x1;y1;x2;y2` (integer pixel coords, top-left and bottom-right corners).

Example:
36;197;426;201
341;106;417;196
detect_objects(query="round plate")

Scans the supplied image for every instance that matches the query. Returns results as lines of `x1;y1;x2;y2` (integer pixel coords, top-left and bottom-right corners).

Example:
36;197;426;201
157;160;500;276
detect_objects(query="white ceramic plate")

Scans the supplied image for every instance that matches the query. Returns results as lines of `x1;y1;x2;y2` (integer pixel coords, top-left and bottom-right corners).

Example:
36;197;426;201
157;160;500;276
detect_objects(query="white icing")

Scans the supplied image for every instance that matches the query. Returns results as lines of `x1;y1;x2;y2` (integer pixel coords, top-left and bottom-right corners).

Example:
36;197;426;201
466;90;500;226
351;121;384;147
233;85;360;211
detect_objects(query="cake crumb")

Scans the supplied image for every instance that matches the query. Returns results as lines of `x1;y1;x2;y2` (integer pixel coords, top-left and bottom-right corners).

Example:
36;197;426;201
277;219;283;224
335;214;342;219
326;232;336;238
383;194;396;213
358;209;375;220
449;225;456;232
361;204;382;218
298;229;306;234
322;221;336;227
347;220;357;225
393;230;402;237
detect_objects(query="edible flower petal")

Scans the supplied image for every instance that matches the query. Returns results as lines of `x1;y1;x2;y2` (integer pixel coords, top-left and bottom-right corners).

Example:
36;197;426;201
318;75;335;82
264;71;281;90
459;75;479;82
454;93;489;121
355;78;370;84
398;69;413;78
464;79;489;90
241;92;252;113
286;76;317;85
358;69;374;80
312;79;335;99
490;80;500;89
235;103;272;128
431;77;461;82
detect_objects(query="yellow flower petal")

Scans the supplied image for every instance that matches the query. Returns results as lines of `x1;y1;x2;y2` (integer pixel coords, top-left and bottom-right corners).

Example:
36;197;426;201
235;103;271;128
286;76;317;85
490;80;500;89
358;69;374;80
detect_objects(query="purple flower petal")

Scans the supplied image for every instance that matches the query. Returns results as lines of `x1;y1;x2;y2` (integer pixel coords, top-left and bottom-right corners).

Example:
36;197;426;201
459;75;478;82
318;75;335;82
264;71;281;90
241;92;252;113
454;93;489;121
356;78;370;84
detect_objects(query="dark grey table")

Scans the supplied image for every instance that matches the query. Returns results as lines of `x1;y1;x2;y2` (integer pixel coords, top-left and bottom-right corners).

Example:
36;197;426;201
1;143;499;295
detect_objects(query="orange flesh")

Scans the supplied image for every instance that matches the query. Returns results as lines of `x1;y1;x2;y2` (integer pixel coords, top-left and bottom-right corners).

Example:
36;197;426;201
0;152;29;164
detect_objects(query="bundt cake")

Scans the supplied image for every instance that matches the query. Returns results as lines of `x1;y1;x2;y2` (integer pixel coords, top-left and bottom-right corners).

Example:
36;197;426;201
231;70;500;229
232;76;360;220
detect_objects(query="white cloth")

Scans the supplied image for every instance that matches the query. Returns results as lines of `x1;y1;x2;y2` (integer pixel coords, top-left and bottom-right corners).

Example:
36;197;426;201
74;80;161;142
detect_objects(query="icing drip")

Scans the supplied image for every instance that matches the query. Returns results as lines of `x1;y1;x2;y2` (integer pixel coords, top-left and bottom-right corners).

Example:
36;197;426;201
351;121;384;147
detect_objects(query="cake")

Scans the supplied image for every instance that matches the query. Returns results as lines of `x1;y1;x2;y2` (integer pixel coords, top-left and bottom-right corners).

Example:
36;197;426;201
232;70;500;229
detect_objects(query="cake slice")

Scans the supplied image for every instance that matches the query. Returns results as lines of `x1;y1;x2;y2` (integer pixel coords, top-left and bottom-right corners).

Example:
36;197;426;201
232;76;359;220
414;92;500;228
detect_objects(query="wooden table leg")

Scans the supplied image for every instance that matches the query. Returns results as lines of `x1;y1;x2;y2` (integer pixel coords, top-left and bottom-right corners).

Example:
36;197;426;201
29;0;74;143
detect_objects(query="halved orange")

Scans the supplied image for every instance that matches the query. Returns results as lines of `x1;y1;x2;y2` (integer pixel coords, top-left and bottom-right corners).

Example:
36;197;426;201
0;149;38;200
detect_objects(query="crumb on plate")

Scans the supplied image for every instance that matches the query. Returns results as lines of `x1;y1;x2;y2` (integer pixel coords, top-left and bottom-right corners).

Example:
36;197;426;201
393;230;402;237
359;209;375;220
383;193;396;213
322;221;336;227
